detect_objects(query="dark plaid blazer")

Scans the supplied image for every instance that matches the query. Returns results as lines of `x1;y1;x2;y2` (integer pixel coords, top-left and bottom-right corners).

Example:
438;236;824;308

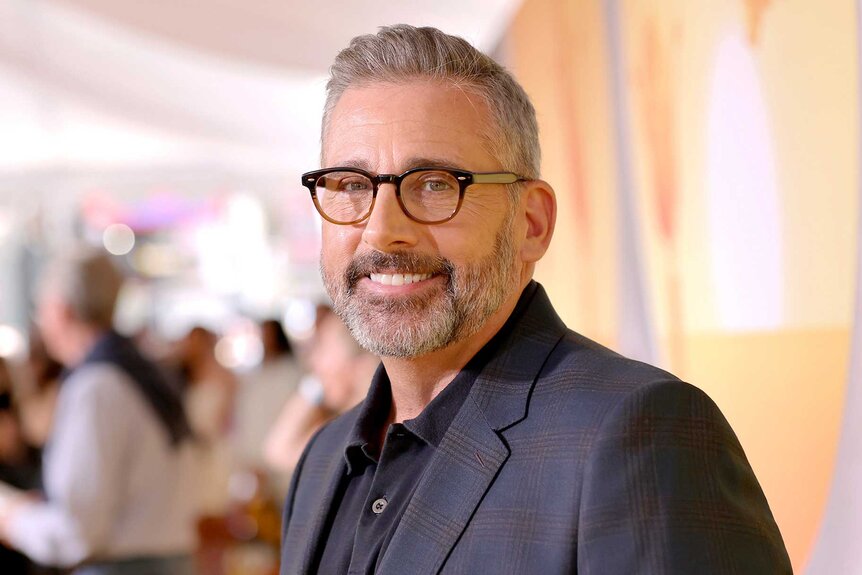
280;284;792;574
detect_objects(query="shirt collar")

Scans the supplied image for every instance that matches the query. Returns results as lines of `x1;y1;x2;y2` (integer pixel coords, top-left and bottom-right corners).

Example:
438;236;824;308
343;363;391;474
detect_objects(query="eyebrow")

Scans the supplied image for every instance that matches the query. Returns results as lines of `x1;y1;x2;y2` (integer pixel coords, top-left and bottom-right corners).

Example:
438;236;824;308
402;157;468;171
328;157;469;174
335;158;374;172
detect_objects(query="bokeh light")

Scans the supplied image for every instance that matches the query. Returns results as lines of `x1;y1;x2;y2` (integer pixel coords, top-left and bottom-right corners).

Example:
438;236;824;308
102;223;136;255
0;324;25;358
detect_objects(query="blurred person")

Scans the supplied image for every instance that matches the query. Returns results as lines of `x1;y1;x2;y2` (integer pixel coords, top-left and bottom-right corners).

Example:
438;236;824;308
179;326;237;516
0;248;199;574
280;25;791;574
264;310;375;476
261;319;293;363
16;327;64;449
0;391;36;490
305;309;376;413
181;326;237;441
0;357;41;501
232;319;303;496
0;360;47;575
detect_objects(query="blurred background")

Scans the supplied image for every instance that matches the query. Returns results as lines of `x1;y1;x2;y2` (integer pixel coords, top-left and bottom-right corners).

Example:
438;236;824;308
0;0;859;574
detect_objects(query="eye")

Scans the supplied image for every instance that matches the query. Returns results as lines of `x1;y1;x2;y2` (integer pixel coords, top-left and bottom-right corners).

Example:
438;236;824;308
418;177;455;192
336;177;371;192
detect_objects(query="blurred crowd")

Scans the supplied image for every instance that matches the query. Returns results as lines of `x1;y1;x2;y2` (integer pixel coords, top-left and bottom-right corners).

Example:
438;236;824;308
0;248;375;575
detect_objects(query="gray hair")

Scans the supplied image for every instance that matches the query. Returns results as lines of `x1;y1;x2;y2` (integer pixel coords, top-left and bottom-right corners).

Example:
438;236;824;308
43;248;124;329
322;24;541;180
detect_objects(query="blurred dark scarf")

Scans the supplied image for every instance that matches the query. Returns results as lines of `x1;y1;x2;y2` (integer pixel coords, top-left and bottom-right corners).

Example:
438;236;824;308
74;330;193;446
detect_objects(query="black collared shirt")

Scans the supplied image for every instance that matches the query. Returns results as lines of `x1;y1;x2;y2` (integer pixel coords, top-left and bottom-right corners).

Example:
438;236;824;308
315;282;539;575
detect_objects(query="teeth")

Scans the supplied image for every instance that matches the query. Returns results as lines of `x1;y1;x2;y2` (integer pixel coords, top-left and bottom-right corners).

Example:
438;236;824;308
369;272;432;286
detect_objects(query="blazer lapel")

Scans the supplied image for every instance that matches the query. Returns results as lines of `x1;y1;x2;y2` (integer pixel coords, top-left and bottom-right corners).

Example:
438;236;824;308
293;452;345;573
377;284;568;574
281;416;355;575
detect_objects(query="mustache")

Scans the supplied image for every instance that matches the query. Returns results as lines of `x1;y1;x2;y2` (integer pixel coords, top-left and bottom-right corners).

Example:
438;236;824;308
345;251;453;291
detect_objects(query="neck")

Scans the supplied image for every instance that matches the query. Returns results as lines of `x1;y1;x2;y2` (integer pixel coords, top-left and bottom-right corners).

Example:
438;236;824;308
380;279;528;424
65;324;107;367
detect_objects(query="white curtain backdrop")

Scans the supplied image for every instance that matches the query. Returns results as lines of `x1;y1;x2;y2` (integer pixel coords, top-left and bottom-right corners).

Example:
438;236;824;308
0;0;521;191
0;0;325;180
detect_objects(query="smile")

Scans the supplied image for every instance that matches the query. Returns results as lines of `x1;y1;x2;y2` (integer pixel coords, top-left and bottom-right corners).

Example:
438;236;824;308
369;272;433;286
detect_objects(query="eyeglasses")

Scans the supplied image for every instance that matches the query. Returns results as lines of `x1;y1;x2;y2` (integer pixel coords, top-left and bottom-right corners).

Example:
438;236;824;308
301;166;527;225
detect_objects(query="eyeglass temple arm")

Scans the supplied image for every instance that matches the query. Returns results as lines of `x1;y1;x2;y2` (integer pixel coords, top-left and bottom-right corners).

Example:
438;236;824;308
470;173;526;184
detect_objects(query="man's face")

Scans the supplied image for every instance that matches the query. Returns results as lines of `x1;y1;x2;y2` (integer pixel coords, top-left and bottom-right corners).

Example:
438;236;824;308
35;288;72;366
319;80;525;358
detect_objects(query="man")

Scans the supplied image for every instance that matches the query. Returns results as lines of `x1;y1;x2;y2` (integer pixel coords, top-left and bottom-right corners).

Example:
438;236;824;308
281;25;791;574
0;249;199;574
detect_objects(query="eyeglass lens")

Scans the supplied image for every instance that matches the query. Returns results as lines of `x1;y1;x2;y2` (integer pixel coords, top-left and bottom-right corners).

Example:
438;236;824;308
314;170;461;223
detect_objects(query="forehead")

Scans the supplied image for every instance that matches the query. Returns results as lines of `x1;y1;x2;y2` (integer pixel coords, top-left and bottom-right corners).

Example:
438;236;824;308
323;80;499;171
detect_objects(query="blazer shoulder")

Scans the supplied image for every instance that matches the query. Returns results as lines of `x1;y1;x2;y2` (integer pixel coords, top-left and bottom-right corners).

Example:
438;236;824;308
538;329;681;396
530;327;748;464
575;375;791;573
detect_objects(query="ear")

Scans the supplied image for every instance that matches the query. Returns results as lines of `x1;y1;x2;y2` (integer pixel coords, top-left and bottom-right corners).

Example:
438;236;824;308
519;179;556;264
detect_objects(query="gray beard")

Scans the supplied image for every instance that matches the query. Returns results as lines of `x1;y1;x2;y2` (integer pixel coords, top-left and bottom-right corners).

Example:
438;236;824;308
322;216;518;358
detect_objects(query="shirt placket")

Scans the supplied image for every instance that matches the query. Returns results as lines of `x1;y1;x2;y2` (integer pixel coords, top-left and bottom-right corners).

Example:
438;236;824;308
347;424;416;574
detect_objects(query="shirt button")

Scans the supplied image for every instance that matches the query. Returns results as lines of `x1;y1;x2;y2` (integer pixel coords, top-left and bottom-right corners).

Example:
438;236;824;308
371;498;388;514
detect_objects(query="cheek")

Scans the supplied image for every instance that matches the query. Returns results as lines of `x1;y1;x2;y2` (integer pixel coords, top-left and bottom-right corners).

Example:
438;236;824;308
37;304;57;336
429;219;501;264
457;193;501;220
321;225;363;274
37;315;64;359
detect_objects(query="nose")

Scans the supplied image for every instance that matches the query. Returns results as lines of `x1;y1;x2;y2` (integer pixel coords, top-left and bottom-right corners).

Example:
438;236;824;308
361;182;420;251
